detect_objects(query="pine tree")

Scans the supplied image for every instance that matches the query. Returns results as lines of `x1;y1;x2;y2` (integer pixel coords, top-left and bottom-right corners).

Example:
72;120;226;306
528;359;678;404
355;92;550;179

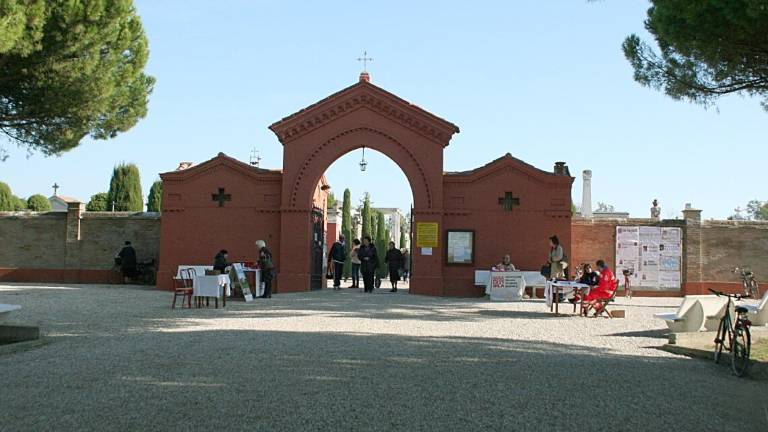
107;163;143;211
0;182;13;210
375;212;387;278
86;193;109;211
26;194;51;211
147;180;162;212
361;193;371;238
341;189;352;278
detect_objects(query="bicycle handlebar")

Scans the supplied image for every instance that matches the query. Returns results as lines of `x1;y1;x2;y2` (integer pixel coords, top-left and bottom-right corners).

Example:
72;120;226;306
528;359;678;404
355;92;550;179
709;288;750;299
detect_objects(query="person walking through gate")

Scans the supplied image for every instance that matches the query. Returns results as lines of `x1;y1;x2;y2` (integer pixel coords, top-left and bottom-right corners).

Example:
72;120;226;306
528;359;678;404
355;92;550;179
256;240;275;298
358;235;379;293
401;248;410;282
385;241;404;292
328;234;346;290
350;238;361;289
116;241;137;283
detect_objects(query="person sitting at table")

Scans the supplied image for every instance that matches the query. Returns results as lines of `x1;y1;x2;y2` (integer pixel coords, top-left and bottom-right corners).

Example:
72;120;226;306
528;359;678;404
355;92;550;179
213;249;229;273
568;263;599;304
493;255;517;271
581;260;617;316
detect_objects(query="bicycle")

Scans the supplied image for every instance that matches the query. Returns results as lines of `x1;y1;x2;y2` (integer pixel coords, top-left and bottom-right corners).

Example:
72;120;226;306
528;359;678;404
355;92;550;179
710;288;752;377
735;267;759;299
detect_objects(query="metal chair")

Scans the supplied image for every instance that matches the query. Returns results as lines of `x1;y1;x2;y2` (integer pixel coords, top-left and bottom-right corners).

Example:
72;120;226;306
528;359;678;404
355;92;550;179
172;267;196;309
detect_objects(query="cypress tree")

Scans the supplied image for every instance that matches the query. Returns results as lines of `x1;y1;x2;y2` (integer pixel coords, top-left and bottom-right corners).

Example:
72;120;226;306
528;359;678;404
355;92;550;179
107;163;143;211
26;194;51;211
375;212;387;278
361;193;371;238
0;182;13;210
341;189;352;278
399;225;407;249
147;180;162;212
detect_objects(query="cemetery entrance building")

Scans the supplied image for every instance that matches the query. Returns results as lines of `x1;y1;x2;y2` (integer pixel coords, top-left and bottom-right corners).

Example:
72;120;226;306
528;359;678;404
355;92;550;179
157;73;574;296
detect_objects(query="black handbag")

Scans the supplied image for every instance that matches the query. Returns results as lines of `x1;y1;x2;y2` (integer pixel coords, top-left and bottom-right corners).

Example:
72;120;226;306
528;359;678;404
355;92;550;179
540;264;552;278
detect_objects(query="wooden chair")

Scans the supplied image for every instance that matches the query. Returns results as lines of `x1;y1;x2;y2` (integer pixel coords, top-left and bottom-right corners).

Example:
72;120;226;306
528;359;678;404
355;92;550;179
172;267;196;309
594;280;619;318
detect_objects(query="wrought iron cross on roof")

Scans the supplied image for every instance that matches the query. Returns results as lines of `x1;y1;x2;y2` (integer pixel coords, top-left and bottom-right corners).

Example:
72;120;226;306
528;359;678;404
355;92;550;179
498;192;520;212
357;50;373;72
212;188;231;207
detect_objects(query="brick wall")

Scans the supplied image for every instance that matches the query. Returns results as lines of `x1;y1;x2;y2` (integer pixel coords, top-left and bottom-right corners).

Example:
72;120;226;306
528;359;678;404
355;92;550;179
0;208;160;284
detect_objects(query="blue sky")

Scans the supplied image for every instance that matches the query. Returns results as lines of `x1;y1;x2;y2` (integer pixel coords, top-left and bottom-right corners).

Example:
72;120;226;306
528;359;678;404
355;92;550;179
2;0;766;219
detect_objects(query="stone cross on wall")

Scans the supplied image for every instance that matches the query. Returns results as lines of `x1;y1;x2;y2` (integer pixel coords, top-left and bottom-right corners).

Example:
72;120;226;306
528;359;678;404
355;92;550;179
498;192;520;211
212;188;231;207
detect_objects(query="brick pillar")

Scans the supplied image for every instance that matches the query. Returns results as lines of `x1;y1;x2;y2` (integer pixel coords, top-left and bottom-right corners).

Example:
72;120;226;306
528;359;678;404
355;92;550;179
682;207;703;295
65;202;84;268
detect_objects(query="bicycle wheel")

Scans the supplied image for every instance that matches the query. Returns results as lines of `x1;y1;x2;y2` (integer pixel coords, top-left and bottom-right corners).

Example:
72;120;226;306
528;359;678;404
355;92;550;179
731;325;751;377
713;316;728;364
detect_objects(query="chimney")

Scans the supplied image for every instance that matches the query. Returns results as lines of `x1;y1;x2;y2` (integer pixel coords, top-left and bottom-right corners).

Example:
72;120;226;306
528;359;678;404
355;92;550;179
554;162;569;175
581;170;593;218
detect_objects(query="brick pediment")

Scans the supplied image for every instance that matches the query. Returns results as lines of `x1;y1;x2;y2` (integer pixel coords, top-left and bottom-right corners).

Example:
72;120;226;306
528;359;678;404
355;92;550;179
269;80;460;147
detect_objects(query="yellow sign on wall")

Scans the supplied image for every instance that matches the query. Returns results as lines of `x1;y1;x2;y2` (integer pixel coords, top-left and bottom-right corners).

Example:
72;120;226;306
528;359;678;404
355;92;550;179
416;222;439;248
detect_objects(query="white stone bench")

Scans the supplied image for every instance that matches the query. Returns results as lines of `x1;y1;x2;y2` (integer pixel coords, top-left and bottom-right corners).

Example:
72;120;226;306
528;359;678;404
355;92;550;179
688;295;729;331
654;297;705;333
743;291;768;326
0;304;22;323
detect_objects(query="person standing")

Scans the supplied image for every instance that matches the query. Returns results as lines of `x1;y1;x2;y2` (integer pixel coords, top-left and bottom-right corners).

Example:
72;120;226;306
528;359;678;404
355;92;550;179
256;240;274;298
117;241;137;283
350;239;362;289
327;234;346;290
401;248;410;282
358;236;378;293
384;241;404;292
547;235;566;280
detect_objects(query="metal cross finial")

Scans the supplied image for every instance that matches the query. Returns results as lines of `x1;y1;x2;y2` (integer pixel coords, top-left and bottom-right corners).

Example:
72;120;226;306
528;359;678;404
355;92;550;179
357;50;373;72
52;183;60;196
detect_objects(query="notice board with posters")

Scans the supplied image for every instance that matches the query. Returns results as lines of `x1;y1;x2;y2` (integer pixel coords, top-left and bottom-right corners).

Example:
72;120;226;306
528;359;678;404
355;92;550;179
615;226;682;291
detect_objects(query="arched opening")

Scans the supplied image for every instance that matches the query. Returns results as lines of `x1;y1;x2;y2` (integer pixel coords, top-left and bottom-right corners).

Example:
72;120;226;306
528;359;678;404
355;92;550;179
315;147;414;292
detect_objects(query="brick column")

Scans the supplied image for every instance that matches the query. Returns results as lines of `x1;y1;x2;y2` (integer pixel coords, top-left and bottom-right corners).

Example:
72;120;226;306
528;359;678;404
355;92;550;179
682;207;703;294
65;201;84;268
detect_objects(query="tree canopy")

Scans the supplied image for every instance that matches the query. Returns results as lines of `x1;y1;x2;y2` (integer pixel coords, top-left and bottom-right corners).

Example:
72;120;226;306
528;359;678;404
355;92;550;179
26;194;50;211
86;192;109;211
0;0;155;160
147;180;162;212
107;163;143;211
0;181;12;210
623;1;768;111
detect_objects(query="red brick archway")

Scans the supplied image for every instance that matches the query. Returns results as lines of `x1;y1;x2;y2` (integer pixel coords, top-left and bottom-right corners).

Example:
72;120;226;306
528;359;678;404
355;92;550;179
270;75;460;295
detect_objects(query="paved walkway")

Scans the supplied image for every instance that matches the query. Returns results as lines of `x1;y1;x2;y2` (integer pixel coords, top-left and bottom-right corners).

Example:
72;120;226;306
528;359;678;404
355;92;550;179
1;283;766;431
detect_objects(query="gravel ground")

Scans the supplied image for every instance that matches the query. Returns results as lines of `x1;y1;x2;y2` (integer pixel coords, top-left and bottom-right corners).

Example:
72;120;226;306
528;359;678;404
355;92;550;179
1;283;767;432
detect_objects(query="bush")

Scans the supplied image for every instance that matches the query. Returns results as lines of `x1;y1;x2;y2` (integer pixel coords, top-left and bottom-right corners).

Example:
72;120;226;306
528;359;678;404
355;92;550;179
86;192;109;211
26;194;51;211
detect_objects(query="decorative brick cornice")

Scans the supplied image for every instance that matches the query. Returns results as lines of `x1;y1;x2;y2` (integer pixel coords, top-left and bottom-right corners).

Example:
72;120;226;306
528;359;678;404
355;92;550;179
270;82;459;147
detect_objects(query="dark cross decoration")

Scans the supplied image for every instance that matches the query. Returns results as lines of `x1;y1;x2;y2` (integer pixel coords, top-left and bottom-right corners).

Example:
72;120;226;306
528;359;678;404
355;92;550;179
212;188;231;207
498;192;520;212
52;183;60;196
357;50;373;72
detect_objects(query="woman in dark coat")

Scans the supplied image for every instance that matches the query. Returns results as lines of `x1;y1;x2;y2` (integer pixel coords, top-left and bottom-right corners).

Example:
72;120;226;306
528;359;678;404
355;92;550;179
384;241;404;292
357;236;378;293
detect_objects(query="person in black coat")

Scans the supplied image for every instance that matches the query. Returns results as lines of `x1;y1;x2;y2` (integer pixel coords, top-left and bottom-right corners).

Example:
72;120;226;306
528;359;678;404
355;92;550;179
213;249;229;273
327;234;346;290
117;241;137;282
256;240;274;298
357;235;378;293
384;241;404;292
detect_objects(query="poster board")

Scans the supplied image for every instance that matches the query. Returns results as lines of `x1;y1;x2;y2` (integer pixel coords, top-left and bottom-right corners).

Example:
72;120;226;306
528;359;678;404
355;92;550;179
488;272;525;301
615;226;682;290
446;230;474;265
232;263;254;302
416;222;439;248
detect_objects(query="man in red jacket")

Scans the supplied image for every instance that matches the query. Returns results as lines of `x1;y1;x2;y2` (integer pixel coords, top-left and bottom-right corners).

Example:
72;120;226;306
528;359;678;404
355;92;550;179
582;260;617;316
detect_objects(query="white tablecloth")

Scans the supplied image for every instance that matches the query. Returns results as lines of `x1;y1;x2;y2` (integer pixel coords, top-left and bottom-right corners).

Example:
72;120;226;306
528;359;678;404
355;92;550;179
545;281;591;308
193;275;231;298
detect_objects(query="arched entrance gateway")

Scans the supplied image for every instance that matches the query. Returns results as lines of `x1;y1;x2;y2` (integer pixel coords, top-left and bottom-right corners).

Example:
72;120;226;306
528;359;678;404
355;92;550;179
157;73;574;296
